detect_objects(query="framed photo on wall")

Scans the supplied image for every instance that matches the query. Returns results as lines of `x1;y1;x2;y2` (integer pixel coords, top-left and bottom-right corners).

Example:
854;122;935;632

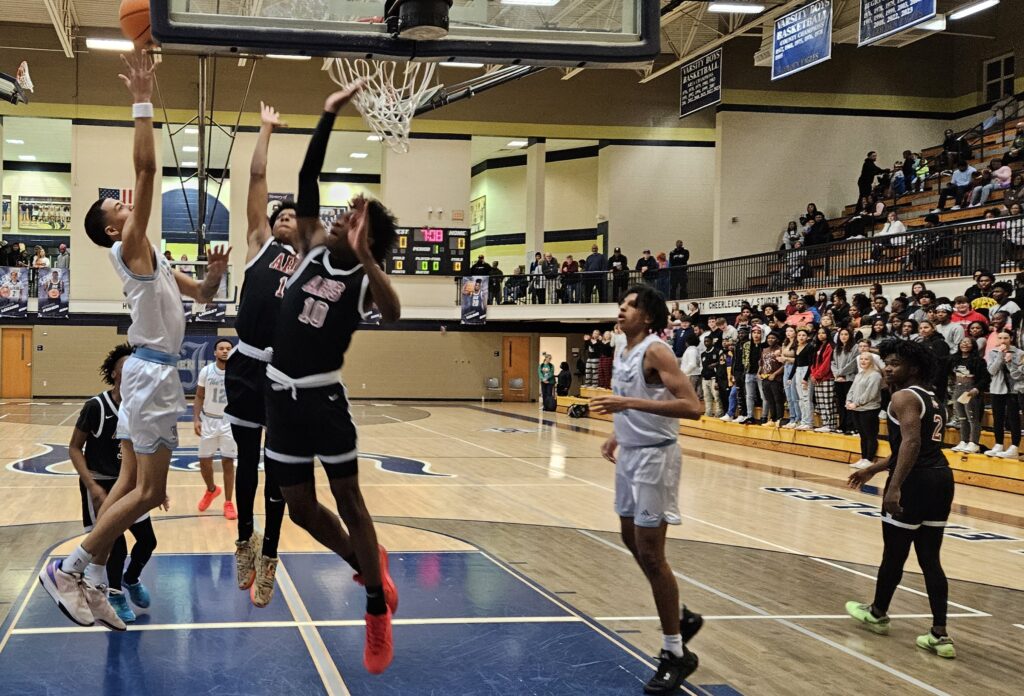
470;195;486;233
17;196;72;231
1;195;10;230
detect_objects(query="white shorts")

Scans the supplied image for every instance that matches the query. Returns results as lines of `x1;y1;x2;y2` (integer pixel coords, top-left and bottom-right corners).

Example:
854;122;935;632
614;441;682;528
116;355;187;455
198;413;238;459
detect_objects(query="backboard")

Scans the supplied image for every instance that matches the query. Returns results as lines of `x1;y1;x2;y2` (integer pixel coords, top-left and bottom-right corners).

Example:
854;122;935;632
150;0;659;68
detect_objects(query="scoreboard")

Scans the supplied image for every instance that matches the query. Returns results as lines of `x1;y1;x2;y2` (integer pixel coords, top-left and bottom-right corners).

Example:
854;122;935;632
387;226;471;275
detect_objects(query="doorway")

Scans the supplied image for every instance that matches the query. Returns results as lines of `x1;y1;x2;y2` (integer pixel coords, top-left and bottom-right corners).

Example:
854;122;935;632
1;328;33;398
502;335;531;402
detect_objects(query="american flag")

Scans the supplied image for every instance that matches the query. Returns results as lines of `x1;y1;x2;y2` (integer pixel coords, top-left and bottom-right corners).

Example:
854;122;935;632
98;188;133;205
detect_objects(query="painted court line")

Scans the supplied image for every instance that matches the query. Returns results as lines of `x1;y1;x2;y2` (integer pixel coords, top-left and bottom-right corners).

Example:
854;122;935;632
595;613;988;622
579;529;953;696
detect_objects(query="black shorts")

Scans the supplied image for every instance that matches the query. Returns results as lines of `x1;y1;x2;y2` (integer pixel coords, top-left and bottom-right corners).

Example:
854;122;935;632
883;466;955;529
264;381;358;486
225;351;268;429
80;477;117;529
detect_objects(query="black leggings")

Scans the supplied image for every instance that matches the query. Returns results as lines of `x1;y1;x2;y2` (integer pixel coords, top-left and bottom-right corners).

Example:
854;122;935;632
761;379;785;422
990;393;1021;447
835;380;853;432
854;409;880;461
873;522;949;627
108;517;157;591
231;424;286;558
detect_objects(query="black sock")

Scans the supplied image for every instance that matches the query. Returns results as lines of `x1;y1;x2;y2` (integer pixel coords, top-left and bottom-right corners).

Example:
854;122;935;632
366;585;387;615
869;605;886;620
343;553;362;575
931;628;947;638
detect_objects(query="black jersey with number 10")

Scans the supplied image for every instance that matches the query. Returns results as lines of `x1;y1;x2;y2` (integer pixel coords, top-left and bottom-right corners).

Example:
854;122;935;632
886;386;948;470
270;247;371;379
235;238;299;350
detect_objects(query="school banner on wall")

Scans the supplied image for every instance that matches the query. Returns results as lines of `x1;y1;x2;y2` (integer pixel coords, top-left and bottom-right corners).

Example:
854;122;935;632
37;268;69;318
1;195;10;230
679;48;723;119
460;276;488;325
0;266;29;317
772;0;833;81
178;334;226;395
858;0;936;46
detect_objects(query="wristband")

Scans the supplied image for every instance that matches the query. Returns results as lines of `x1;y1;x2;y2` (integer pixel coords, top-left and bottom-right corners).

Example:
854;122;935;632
132;102;154;119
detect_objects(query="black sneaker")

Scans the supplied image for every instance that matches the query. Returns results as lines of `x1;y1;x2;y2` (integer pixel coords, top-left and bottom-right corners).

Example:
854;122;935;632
644;648;698;695
680;606;703;643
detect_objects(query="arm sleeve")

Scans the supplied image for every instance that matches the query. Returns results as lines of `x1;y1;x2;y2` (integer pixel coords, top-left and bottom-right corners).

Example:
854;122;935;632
296;110;337;219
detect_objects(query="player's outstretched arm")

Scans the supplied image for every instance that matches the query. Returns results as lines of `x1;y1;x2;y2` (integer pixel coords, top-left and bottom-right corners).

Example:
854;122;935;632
246;102;286;261
174;244;232;303
118;50;158;276
590;342;702;420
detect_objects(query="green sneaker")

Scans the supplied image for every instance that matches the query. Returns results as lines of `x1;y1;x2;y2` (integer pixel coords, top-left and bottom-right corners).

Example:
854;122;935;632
916;632;956;659
845;601;890;635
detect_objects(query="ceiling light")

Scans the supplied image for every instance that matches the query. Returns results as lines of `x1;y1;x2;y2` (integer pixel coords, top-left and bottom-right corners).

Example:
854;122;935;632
440;61;485;68
506;140;528;148
5;138;24;144
184;127;198;135
949;0;999;20
266;54;311;61
181;161;197;167
350;152;369;159
500;0;559;6
183;145;199;152
920;14;947;31
18;155;36;161
367;135;382;142
336;167;353;173
85;38;135;51
708;2;765;13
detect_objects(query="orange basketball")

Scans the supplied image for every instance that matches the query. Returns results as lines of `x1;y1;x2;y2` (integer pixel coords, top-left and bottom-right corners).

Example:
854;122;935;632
48;289;60;299
119;0;153;47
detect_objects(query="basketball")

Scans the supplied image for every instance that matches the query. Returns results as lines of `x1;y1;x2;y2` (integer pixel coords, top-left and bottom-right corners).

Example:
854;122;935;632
119;0;152;47
48;289;60;299
0;287;9;299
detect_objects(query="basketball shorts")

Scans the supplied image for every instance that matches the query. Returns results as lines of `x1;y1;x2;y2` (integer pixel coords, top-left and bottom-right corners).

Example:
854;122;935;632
116;355;186;455
614;441;682;528
79;477;150;531
224;351;267;429
198;413;238;459
264;381;359;486
882;466;955;529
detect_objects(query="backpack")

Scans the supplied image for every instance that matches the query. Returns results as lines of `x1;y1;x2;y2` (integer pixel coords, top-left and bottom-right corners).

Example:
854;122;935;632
568;403;590;418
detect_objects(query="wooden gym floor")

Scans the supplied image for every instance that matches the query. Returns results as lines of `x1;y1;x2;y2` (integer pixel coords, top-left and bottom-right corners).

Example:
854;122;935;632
0;399;1021;695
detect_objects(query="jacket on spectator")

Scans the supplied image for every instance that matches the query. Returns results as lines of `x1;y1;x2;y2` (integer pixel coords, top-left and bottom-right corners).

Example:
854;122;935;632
949;352;989;393
831;346;858;381
847;370;882;411
936;322;965;351
986;346;1024;394
584;251;607;273
810;341;834;382
952;308;988;328
681;345;701;377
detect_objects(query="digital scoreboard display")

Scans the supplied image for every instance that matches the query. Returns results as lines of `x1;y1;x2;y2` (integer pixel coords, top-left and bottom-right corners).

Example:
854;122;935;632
387;227;470;275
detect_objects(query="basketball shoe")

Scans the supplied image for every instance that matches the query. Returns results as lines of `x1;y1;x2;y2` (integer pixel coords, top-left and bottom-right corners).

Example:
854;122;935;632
251;555;279;608
353;544;399;614
83;582;127;631
236;530;263;590
916;632;956;659
643;647;698;694
38;559;94;627
363;609;393;674
845;601;890;635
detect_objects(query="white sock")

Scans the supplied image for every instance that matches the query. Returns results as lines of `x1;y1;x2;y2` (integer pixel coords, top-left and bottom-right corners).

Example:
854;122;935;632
662;634;684;657
61;545;94;574
84;562;108;588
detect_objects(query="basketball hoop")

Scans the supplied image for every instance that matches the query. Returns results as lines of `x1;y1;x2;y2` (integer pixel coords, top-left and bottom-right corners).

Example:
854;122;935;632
16;61;33;93
327;58;440;154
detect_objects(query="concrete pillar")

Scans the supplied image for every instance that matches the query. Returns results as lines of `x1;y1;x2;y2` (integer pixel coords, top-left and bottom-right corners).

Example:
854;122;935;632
523;138;546;259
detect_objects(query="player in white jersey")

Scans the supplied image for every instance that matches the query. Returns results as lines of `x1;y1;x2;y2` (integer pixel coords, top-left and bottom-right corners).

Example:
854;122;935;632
39;50;230;631
591;285;705;695
194;338;238;518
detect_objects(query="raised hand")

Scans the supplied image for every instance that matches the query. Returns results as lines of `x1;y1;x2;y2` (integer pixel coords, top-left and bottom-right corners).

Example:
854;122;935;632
260;101;287;129
324;80;364;114
118;49;156;103
206;244;232;276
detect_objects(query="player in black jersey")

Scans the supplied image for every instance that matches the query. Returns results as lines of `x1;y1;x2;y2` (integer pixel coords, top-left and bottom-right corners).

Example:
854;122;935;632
845;339;957;659
68;344;158;625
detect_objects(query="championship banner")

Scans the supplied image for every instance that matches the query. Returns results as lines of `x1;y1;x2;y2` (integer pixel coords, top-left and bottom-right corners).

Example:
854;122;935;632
859;0;936;47
679;48;723;119
0;266;29;317
460;276;488;325
772;0;833;81
37;268;69;318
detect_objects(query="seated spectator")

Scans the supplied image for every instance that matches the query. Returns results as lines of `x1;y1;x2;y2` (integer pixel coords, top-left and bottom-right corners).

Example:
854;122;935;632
781;221;803;250
1003;122;1024;164
799;203;819;226
804;212;831;246
866;294;889;323
939;128;967;168
952;295;988;329
933;160;977;212
869;211;907;263
1006;173;1024;208
969;159;1013;208
846;196;885;238
913;153;930;193
903;213;944;272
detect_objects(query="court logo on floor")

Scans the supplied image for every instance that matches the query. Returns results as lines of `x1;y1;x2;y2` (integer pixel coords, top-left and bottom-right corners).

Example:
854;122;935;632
482;427;539;433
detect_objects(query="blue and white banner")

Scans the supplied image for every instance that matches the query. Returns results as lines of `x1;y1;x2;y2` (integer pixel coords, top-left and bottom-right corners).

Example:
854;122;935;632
679;48;722;119
178;334;228;395
859;0;936;47
37;267;70;318
772;0;833;81
0;266;29;317
460;276;488;325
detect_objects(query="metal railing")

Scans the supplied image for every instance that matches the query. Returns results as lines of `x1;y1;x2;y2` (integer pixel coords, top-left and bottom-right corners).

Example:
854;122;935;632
456;215;1024;305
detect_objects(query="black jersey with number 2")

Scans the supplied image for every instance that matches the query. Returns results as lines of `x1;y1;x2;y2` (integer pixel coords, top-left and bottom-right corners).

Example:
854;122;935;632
886;386;947;470
271;247;371;379
235;237;299;350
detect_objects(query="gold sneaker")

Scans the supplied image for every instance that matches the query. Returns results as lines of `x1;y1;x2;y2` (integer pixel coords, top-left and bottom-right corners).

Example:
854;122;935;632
250;555;279;608
235;531;263;590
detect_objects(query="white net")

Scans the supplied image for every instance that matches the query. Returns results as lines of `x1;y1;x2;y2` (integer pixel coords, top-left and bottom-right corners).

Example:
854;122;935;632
328;58;440;154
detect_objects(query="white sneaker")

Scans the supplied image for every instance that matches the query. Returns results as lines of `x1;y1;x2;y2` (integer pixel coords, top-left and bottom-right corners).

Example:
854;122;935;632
82;581;127;631
963;442;980;454
851;459;872;469
782;421;798;429
795;424;813;431
951;205;961;211
984;444;1004;457
951;441;968;452
38;560;94;627
878;412;887;420
720;414;733;422
735;415;749;424
929;208;942;213
996;445;1019;458
813;425;832;433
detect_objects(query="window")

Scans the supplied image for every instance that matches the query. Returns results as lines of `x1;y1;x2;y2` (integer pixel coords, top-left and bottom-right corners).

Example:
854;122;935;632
983;53;1015;102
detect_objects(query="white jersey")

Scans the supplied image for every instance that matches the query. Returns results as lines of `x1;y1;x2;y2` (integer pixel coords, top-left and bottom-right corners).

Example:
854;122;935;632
110;242;185;355
197;363;228;417
612;333;679;448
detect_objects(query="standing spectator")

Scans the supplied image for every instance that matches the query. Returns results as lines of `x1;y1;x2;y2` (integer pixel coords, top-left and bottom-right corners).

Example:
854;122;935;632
949;337;989;455
488;261;503;305
967;320;988;353
608;246;629;302
969;159;1013;207
741;326;764;424
541;252;560;303
54;243;70;269
582;243;607;303
654;252;670;297
611;323;627;362
584;330;601;387
758;332;785;426
985;311;1010;354
635;249;658;285
32;245;50;269
784;292;800;316
597;331;614;389
932;160;976;212
668;240;690;299
965;271;996;318
940;128;970;168
846;352;884;469
470;254;491;275
780;326;801;428
933;304;965;352
539;353;556;411
793;328;815;430
857;151;888;200
680;333;702;395
811;327;837;432
717;339;735;420
785;296;816;327
951;295;988;329
529;252;545;304
1004;203;1024;262
991;281;1020;329
984;329;1024;458
505;264;527;304
700;336;722;417
556;361;573;397
560;254;580;303
918;320;951;416
830;290;851;327
832;328;858;434
685;302;702;328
